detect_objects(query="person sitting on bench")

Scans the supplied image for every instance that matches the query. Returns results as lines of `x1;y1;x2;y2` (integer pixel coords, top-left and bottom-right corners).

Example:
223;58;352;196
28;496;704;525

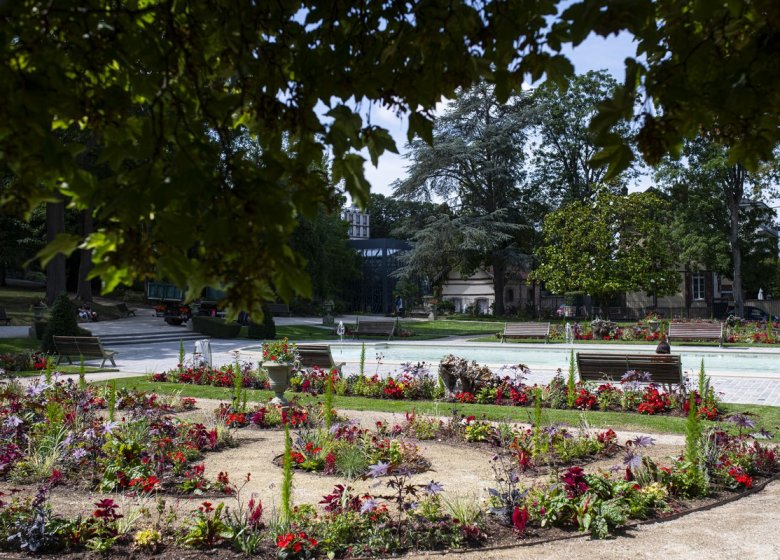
78;304;98;322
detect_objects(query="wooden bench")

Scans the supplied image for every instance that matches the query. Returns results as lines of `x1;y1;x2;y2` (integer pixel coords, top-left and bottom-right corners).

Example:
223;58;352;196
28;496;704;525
116;303;136;317
53;336;118;368
353;320;396;340
576;352;683;386
0;308;10;326
267;303;291;316
296;344;345;373
667;322;723;345
501;322;550;343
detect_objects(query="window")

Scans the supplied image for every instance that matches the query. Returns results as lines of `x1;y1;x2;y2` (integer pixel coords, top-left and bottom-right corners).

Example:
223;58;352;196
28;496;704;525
692;273;705;301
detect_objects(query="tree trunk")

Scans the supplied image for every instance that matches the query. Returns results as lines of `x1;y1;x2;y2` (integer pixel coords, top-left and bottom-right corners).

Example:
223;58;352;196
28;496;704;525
45;200;67;305
492;258;506;316
726;164;745;318
76;209;94;302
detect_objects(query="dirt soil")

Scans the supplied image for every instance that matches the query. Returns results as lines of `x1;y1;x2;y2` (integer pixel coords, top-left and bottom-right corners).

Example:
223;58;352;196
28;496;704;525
1;399;778;560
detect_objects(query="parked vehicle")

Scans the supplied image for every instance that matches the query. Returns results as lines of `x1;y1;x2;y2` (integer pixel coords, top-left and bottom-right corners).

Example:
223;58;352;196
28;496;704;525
727;305;779;322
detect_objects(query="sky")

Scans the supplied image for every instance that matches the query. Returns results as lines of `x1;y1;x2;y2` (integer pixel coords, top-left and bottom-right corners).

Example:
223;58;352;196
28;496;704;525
360;32;638;198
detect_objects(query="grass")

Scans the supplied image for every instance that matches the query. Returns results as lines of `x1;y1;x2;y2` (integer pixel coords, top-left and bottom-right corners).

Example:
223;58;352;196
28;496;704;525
0;337;40;353
270;321;504;342
105;376;780;442
275;325;339;340
0;286;46;326
8;365;117;378
0;286;124;326
402;319;503;338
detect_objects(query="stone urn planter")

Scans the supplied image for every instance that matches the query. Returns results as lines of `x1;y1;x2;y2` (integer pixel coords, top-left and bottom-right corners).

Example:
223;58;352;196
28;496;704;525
263;361;294;405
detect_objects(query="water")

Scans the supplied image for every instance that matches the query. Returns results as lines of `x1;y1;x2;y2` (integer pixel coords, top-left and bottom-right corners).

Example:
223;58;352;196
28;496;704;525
243;342;780;379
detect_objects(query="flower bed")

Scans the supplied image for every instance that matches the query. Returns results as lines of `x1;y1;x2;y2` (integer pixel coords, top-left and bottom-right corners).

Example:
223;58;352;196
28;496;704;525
153;355;724;421
0;377;776;557
0;377;235;497
277;422;431;478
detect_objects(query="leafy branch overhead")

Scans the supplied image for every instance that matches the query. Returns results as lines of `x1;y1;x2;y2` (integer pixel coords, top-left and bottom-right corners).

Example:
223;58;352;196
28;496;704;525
1;1;777;310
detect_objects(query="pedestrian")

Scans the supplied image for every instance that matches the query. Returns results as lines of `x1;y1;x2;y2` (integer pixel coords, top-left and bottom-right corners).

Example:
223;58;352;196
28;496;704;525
395;296;405;318
656;334;670;354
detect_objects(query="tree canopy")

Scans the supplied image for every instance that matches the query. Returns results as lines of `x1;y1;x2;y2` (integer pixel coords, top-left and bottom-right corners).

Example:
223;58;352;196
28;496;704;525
532;190;680;307
393;82;543;314
655;137;779;314
530;70;636;204
1;0;778;311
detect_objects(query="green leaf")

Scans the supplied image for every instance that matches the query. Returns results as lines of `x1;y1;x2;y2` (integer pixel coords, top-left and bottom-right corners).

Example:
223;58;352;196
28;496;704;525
408;112;434;145
32;233;81;267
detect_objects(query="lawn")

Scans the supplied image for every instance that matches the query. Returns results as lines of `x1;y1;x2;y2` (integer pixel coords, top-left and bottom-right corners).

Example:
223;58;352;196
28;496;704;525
0;286;125;326
275;324;339;340
0;336;40;353
0;286;46;326
7;365;117;377
107;376;780;442
402;319;504;338
277;320;506;341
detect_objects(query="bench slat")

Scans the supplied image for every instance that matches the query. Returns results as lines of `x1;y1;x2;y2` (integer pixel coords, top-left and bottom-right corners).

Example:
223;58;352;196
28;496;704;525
53;336;117;368
501;322;550;343
296;344;345;372
576;352;682;385
667;323;723;345
354;321;396;340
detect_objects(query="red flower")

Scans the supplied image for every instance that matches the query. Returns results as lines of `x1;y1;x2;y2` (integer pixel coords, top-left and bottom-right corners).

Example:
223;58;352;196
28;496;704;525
199;501;214;513
511;506;529;534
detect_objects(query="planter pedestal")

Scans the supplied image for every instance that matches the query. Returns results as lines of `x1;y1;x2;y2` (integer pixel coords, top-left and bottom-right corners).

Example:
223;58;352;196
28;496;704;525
263;362;293;405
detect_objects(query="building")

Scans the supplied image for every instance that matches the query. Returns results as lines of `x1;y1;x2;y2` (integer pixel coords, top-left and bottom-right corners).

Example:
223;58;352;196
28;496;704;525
440;269;539;316
347;238;410;314
341;206;370;239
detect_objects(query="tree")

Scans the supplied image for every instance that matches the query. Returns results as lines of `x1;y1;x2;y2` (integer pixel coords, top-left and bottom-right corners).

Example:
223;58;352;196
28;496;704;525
655;138;779;316
45;199;67;305
2;1;779;311
41;293;84;353
288;205;361;308
530;70;637;204
366;194;440;240
740;203;780;299
532;191;680;313
394;82;544;314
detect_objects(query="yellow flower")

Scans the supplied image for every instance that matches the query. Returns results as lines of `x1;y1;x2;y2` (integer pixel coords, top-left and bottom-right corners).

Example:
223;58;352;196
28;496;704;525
134;528;162;550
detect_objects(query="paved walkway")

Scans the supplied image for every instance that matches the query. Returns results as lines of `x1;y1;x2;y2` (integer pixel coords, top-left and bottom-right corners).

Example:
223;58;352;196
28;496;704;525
4;313;780;406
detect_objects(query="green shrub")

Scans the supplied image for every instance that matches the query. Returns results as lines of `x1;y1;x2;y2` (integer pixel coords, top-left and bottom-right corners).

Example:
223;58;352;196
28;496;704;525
41;294;88;353
34;321;48;340
191;316;241;338
246;305;276;339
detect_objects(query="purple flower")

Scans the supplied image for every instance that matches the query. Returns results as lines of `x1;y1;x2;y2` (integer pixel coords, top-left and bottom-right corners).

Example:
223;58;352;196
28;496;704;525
25;379;49;397
3;415;22;429
102;421;119;435
360;498;379;513
727;414;756;429
424;481;444;495
72;448;88;460
83;428;97;440
623;452;643;470
366;461;390;478
630;435;656;448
